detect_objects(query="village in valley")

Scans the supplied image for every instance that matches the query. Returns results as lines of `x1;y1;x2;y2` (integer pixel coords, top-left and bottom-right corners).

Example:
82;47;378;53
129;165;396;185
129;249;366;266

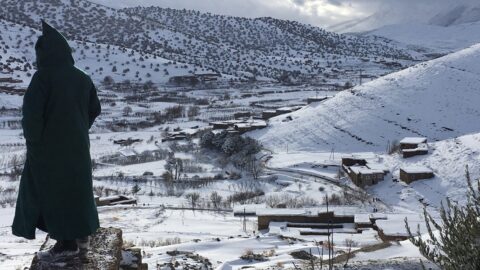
0;70;453;270
0;0;480;269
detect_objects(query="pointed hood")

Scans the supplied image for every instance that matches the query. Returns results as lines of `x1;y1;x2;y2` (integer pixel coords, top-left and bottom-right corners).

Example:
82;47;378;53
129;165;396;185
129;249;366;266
35;20;74;69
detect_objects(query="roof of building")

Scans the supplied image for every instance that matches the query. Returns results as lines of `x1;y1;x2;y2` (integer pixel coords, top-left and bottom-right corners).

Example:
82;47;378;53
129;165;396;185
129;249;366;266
236;206;365;217
276;107;295;112
354;214;372;224
349;166;384;175
234;123;250;128
118;148;138;157
376;213;428;236
401;166;434;174
251;121;268;127
400;137;427;144
308;96;329;100
340;152;377;160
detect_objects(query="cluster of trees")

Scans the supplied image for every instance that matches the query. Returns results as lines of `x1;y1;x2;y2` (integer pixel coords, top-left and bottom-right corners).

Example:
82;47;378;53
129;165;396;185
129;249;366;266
183;190;265;210
200;131;262;179
99;149;170;166
161;151;206;182
163;152;184;182
151;105;199;124
265;193;318;209
164;105;184;120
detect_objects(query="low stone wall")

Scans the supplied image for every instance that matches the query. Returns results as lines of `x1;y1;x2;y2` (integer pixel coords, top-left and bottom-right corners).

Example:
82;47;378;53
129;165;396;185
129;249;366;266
258;212;355;230
377;228;409;242
402;149;428;158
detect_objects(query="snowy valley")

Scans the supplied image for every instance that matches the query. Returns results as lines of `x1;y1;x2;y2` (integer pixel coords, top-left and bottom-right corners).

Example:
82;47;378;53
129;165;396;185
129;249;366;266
0;0;479;270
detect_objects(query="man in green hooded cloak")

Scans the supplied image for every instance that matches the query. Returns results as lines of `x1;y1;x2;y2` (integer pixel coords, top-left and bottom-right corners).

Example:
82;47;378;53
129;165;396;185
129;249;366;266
12;20;101;260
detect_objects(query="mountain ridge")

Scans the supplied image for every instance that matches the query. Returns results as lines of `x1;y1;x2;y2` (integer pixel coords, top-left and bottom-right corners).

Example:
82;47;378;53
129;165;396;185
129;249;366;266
0;0;417;82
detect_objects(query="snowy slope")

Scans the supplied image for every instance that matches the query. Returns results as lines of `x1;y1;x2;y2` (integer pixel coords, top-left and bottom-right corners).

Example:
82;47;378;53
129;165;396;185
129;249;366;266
0;19;211;88
375;133;480;209
252;44;480;153
366;22;480;53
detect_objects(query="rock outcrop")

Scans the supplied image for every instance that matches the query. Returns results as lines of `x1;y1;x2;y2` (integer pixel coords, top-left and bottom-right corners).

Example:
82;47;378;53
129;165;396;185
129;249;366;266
30;227;148;270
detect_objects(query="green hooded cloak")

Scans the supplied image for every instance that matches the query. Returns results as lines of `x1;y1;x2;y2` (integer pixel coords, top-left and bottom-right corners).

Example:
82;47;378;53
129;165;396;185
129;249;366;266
12;21;101;240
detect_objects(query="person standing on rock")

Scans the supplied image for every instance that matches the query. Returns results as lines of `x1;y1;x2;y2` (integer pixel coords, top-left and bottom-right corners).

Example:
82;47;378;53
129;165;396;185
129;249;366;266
12;20;101;261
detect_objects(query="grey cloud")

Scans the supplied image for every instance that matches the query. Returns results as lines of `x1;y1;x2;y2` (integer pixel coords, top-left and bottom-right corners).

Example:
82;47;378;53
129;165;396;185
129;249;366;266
92;0;479;31
327;0;343;6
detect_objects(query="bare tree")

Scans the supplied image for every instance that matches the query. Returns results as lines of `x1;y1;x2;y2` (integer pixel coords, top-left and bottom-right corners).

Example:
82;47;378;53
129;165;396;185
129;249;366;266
210;191;222;209
185;192;200;210
343;238;357;268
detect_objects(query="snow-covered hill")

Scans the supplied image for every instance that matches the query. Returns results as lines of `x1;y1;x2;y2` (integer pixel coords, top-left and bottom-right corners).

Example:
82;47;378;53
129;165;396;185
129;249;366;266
376;133;480;209
366;22;480;53
252;44;480;153
0;18;212;89
255;45;480;210
0;0;417;82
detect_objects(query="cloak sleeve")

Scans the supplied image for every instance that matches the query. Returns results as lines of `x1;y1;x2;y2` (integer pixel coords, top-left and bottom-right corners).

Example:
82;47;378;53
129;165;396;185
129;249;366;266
22;72;47;143
88;82;101;129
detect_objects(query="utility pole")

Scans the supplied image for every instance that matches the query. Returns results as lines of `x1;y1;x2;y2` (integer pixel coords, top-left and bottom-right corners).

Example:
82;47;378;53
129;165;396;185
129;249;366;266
330;219;334;270
325;193;332;269
327;226;331;269
243;208;247;233
327;226;332;270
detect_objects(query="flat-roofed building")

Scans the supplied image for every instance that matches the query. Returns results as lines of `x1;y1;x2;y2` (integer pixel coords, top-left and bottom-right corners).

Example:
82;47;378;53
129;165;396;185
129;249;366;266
400;166;434;184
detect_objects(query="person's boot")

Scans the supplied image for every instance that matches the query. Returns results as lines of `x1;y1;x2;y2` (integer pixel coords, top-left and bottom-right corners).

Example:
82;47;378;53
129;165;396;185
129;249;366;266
76;236;90;251
36;239;79;261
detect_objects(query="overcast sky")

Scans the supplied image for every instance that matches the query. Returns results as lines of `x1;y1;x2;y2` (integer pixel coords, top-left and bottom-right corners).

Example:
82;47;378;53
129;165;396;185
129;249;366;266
92;0;473;29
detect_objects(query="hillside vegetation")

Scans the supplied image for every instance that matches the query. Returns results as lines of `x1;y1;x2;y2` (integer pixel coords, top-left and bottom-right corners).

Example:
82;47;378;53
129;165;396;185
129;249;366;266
0;0;417;82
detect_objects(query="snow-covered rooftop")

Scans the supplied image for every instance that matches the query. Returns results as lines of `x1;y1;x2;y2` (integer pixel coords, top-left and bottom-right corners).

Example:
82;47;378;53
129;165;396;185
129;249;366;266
376;213;428;236
401;166;433;174
119;148;138;157
349;166;384;175
400;137;427;145
239;206;371;217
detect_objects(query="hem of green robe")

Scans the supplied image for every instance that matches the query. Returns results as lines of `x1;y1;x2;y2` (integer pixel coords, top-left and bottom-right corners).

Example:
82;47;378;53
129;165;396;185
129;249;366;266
12;227;36;240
